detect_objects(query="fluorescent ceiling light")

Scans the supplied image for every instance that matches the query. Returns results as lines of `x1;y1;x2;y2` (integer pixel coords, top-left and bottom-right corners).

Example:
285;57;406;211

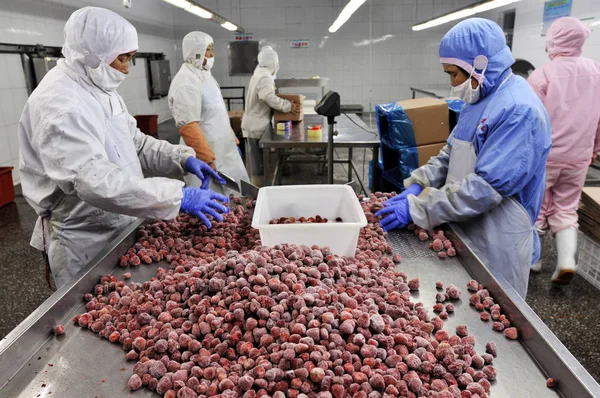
329;0;367;33
189;5;212;19
162;0;191;8
161;0;242;31
354;34;394;47
412;0;521;31
221;22;238;31
318;36;329;48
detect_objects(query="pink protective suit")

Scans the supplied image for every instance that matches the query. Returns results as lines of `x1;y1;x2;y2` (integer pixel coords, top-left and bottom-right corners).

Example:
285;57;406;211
528;17;600;233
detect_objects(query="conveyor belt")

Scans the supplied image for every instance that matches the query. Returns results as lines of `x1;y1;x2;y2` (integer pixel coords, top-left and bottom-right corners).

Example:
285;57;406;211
0;223;598;397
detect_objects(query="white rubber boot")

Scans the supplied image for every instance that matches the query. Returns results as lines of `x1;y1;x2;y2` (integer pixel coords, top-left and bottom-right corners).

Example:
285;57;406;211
551;227;578;284
531;259;542;273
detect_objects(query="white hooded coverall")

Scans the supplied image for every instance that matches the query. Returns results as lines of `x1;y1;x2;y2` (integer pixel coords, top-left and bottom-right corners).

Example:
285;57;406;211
242;46;292;179
168;32;249;193
18;7;195;288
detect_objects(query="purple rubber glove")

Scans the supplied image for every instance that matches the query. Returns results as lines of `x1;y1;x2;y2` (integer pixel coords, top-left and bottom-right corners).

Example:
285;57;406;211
384;183;423;206
180;187;229;229
185;157;226;190
376;198;413;232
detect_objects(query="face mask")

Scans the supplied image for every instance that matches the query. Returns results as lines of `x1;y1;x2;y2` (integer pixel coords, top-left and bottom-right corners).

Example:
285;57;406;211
451;76;481;104
86;61;127;92
204;57;214;71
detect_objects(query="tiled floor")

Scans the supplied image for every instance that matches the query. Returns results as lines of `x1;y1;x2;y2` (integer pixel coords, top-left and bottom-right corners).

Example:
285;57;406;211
1;119;599;383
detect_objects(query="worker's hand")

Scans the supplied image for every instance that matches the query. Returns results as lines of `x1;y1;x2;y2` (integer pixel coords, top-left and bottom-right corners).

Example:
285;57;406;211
233;130;240;146
591;153;597;166
291;101;302;115
384;184;423;207
180;187;229;229
376;199;412;232
185;157;225;189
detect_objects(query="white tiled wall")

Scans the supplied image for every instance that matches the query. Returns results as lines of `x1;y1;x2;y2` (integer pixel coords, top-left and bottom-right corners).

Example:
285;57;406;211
0;54;29;184
509;0;600;68
172;0;479;112
170;0;599;111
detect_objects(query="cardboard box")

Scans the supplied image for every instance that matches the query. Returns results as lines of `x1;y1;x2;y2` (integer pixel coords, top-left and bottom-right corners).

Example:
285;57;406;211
416;142;446;167
228;111;243;135
274;94;304;122
395;97;450;146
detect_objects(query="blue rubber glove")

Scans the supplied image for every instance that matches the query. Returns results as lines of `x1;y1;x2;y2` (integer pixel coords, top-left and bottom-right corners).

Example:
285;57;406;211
376;198;413;232
237;146;242;157
180;187;230;228
185;157;226;190
384;184;423;207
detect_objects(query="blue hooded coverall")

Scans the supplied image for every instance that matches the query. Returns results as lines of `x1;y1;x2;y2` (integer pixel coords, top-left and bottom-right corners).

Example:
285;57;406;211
406;19;552;297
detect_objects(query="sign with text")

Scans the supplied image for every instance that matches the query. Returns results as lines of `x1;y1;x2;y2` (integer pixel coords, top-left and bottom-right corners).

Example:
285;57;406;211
234;33;253;41
290;39;310;49
542;0;572;36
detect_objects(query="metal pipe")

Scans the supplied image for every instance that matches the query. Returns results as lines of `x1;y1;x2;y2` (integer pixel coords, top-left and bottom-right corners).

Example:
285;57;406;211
327;118;336;184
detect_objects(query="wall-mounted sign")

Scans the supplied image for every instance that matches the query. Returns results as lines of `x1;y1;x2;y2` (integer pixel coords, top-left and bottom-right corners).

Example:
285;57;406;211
542;0;572;36
290;39;310;49
234;33;253;41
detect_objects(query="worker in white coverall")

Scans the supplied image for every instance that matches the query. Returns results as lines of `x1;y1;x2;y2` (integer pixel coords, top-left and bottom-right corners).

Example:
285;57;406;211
169;32;249;194
242;46;301;184
18;7;229;289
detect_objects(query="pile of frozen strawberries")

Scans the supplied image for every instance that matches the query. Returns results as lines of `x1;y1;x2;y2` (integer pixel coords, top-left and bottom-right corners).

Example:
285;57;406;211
71;193;506;398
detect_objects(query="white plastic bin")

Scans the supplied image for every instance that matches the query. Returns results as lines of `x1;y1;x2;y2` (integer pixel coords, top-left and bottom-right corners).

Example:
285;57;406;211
251;185;367;257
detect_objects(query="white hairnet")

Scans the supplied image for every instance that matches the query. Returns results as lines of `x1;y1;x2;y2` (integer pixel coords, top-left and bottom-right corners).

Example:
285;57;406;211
182;31;213;68
62;7;138;70
257;46;279;74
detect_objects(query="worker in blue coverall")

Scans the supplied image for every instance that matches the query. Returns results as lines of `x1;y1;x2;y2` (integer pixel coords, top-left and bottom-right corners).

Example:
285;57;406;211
378;18;552;298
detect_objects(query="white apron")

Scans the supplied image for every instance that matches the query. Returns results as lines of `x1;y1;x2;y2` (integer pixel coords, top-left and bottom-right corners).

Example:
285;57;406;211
447;75;533;298
35;95;139;288
181;75;248;195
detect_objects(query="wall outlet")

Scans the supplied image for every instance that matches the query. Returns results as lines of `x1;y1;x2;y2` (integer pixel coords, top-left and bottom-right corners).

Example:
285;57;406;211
123;0;132;8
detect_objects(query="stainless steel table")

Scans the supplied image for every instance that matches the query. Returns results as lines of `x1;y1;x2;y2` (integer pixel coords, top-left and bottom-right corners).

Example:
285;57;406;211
1;218;599;397
259;114;380;192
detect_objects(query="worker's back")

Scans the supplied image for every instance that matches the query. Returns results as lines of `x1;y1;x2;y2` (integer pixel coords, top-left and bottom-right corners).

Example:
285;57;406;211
242;67;278;140
528;18;600;168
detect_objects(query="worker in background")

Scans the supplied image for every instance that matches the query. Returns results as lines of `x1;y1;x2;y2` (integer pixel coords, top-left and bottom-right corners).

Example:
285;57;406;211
378;18;551;298
18;7;229;289
242;46;301;185
169;32;249;193
528;17;600;284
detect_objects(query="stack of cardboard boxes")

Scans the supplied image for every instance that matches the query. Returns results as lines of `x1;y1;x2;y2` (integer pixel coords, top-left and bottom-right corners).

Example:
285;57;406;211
376;97;453;191
395;97;450;165
579;188;600;243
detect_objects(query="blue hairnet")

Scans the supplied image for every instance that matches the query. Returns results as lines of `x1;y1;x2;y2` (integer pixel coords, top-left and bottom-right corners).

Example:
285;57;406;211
439;18;515;97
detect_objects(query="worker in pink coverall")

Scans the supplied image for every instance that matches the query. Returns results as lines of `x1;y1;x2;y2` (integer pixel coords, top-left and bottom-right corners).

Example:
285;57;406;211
528;17;600;284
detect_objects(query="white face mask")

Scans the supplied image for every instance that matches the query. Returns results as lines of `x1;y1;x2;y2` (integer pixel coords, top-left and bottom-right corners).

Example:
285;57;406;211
451;76;481;104
85;61;127;92
204;56;214;71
